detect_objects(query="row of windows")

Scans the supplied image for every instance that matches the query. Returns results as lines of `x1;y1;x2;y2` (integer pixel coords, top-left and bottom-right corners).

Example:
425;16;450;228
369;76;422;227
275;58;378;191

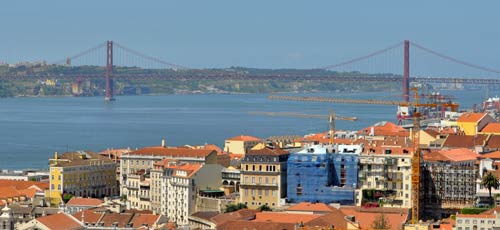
243;188;277;197
244;164;277;172
243;176;276;185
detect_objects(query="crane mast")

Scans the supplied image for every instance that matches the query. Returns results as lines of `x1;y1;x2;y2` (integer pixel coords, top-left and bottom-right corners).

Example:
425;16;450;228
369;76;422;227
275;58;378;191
411;87;422;224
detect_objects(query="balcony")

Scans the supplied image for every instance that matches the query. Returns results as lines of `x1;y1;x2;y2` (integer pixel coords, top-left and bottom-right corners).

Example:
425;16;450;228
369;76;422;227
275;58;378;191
240;182;278;188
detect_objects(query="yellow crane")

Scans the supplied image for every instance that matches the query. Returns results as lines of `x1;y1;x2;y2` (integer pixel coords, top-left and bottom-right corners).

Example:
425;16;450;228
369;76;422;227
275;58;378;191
248;111;357;145
410;87;422;224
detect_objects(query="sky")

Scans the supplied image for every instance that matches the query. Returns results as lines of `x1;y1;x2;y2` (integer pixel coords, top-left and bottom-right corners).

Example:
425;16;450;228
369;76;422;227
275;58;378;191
0;1;499;74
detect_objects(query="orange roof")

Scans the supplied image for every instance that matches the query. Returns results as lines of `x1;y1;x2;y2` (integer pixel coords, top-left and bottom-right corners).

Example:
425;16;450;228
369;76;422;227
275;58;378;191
247;146;289;156
129;146;215;158
457;214;496;218
100;213;133;227
481;123;500;133
168;163;203;178
72;210;104;224
0;186;21;199
439;148;478;162
287;202;335;212
340;207;408;230
98;148;131;159
18;188;37;198
37;213;83;230
0;180;49;191
226;135;261;141
478;151;500;159
67;197;104;207
359;121;409;137
442;134;489;149
457;112;488;123
253;212;320;224
130;214;160;228
210;209;259;226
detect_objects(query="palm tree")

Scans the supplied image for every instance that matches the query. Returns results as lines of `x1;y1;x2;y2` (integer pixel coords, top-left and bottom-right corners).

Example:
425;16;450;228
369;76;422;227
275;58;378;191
481;172;500;205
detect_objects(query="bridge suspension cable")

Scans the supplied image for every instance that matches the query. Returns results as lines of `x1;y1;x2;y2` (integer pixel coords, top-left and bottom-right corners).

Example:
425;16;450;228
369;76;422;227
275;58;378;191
52;42;107;65
411;41;500;74
319;41;403;70
113;42;189;70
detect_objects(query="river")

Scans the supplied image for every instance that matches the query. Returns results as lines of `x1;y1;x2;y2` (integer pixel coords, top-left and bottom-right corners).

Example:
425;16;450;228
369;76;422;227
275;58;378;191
0;89;487;169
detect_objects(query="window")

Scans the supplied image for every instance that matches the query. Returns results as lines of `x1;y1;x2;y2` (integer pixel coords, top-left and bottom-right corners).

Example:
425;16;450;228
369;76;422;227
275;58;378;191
265;177;269;184
58;184;61;190
51;184;54;190
245;165;248;171
252;165;255;171
252;177;255;183
258;177;262;184
272;178;276;185
258;189;262;195
252;189;255;196
259;165;262;171
265;190;269;196
272;190;276;196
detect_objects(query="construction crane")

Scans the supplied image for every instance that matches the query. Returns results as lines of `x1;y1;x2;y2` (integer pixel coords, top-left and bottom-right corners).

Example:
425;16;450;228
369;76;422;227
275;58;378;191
410;87;422;224
248;111;357;145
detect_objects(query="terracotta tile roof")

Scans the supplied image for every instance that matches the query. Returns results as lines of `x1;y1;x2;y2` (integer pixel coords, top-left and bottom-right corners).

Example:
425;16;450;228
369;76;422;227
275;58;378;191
227;135;262;141
481;123;500;133
457;112;488;123
17;188;37;198
100;212;133;227
247;147;289;156
98;148;131;160
0;179;49;191
72;210;104;224
456;214;496;218
37;213;83;230
130;214;160;228
442;134;489;149
304;210;351;229
480;206;500;215
287;202;335;212
67;197;104;207
486;135;500;148
253;212;320;223
190;211;220;221
129;146;215;158
51;151;114;167
478;151;500;159
359;121;409;137
423;129;440;138
439;148;478;162
168;163;203;178
340;207;408;230
218;220;296;230
0;186;21;199
423;151;451;162
211;209;258;226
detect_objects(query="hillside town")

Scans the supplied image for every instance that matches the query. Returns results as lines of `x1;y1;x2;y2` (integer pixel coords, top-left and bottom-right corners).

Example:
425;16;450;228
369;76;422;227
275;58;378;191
3;111;500;229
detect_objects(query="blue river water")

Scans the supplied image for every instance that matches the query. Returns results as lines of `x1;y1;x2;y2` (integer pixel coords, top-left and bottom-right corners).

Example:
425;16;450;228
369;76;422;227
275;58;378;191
0;89;488;169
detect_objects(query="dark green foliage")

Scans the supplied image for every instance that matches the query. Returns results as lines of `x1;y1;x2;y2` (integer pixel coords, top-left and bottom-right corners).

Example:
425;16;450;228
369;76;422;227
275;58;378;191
257;204;272;211
224;203;247;213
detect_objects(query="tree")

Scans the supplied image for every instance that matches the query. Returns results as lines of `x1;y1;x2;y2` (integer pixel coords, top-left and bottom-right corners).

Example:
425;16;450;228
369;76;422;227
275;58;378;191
481;172;500;205
62;193;74;203
371;213;391;230
257;204;272;211
224;203;247;213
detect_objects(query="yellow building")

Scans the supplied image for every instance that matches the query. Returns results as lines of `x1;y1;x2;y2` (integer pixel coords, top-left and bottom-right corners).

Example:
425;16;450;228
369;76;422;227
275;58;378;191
48;151;117;206
457;112;495;135
224;135;262;155
240;144;289;209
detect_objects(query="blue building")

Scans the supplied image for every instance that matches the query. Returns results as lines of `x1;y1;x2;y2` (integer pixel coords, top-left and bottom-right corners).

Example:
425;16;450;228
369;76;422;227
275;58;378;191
287;144;361;205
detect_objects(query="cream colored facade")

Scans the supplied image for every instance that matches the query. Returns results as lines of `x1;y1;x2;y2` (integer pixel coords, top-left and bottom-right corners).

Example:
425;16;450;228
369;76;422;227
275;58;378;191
455;213;500;230
48;151;117;206
239;147;289;209
356;153;413;208
119;147;217;197
125;173;151;211
223;137;261;155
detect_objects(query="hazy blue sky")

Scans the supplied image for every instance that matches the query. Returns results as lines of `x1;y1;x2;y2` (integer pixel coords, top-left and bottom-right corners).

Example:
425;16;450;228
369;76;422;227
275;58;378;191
1;1;499;73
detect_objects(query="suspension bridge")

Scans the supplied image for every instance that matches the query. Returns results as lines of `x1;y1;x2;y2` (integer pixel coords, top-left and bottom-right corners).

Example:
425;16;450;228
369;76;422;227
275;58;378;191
2;40;499;101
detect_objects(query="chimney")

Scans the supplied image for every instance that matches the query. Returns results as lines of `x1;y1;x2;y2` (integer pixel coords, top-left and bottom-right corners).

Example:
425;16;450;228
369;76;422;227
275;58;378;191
161;138;166;148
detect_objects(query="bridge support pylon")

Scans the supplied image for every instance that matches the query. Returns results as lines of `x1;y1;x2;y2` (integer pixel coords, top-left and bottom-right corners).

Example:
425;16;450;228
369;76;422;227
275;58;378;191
403;40;410;102
105;40;115;101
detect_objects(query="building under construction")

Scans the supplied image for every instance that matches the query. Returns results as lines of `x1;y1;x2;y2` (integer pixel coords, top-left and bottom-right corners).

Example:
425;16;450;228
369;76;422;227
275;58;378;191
421;148;478;219
287;143;362;205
